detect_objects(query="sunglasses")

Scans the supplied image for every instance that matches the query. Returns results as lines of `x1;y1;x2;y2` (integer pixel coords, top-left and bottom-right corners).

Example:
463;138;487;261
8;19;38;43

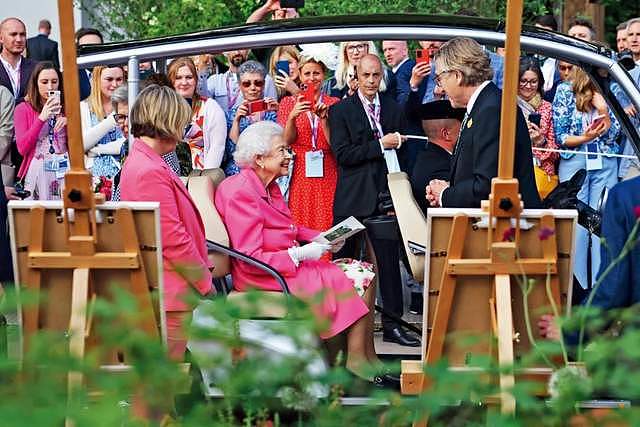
241;80;265;88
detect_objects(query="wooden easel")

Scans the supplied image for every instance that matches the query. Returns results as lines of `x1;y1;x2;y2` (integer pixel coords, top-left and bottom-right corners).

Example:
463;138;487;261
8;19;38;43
400;0;567;421
12;2;162;424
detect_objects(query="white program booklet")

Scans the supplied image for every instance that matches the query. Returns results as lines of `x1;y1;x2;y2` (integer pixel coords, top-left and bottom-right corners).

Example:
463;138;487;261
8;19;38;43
312;216;366;244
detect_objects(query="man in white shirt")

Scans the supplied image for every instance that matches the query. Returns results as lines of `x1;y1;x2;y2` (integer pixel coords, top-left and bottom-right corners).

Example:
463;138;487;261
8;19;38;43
198;50;276;115
0;17;36;103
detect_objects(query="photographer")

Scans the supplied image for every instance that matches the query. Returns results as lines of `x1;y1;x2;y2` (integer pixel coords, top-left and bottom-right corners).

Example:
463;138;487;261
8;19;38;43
246;0;301;23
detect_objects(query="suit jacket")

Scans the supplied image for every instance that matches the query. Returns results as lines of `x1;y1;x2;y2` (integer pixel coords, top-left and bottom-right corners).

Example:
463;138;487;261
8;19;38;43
411;142;451;214
329;92;408;218
119;140;212;311
0;57;37;104
391;58;415;105
443;82;541;208
26;34;59;69
588;176;640;311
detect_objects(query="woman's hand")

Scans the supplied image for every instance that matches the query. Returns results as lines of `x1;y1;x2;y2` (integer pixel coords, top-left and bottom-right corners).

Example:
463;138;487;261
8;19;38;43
274;70;300;95
315;102;329;120
288;95;311;121
583;116;610;142
235;102;249;120
265;97;279;112
38;96;60;121
347;76;358;96
527;122;544;146
53;117;67;133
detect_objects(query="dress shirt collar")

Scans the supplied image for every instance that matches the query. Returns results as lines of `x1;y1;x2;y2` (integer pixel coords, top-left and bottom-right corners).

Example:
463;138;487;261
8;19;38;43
392;57;410;74
0;55;21;73
465;80;491;114
357;89;380;110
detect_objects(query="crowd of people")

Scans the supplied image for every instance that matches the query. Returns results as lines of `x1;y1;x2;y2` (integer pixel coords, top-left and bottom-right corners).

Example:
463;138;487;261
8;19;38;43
2;7;640;388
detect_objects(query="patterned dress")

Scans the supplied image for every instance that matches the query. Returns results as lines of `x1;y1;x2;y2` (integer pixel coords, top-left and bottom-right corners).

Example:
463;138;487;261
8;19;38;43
277;94;339;233
23;117;68;200
185;100;206;170
223;107;277;176
88;110;124;181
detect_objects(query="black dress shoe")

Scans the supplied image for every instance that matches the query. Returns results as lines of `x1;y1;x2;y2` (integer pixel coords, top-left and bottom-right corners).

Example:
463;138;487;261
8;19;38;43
372;374;401;391
382;326;421;347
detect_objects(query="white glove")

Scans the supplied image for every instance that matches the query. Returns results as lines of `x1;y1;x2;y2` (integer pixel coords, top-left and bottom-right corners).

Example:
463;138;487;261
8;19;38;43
288;242;331;265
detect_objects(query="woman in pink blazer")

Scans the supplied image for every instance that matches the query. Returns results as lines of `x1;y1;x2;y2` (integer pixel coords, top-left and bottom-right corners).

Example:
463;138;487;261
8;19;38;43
215;121;396;388
119;85;213;361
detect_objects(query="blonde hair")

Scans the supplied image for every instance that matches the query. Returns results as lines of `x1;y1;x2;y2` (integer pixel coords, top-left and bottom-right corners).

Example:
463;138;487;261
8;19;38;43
334;41;386;92
569;67;597;113
167;56;203;113
130;85;191;142
88;65;125;118
268;45;301;98
434;37;493;87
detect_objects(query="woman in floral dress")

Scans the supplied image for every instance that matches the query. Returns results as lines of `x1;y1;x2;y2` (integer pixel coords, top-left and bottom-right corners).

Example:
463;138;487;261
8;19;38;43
14;62;68;200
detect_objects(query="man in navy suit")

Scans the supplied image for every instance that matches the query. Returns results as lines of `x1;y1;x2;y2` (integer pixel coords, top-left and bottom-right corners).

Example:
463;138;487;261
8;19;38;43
0;18;37;104
26;19;60;69
382;40;414;105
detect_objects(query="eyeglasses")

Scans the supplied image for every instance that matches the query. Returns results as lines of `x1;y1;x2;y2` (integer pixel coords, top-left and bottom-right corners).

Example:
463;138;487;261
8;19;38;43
114;113;128;122
346;43;367;53
519;79;539;88
434;70;454;87
241;80;265;88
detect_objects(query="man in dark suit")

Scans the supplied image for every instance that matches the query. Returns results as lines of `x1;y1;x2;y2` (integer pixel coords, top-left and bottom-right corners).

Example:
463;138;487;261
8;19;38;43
0;18;37;104
75;28;104;101
330;54;420;348
407;100;465;214
26;19;59;69
426;37;541;209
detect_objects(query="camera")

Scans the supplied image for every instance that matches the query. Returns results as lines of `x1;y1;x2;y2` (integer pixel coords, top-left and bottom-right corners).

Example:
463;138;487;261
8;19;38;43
247;99;267;114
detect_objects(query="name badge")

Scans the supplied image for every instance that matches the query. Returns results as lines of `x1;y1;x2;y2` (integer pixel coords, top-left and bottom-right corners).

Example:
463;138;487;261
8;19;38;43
585;143;603;171
305;150;324;178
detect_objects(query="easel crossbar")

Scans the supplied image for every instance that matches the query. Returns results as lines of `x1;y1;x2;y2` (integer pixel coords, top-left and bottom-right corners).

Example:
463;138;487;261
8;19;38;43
448;258;557;275
28;252;140;269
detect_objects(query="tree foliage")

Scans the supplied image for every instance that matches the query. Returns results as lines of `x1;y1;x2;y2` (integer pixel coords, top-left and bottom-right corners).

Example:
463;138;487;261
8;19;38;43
77;0;551;41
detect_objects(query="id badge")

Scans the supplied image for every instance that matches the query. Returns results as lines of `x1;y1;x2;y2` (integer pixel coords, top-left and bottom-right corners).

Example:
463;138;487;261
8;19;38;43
305;150;324;178
585;143;603;171
56;155;69;179
44;158;60;172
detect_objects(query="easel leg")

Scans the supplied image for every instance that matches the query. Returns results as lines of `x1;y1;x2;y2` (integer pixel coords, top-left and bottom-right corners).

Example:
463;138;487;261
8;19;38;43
495;274;516;414
65;268;90;427
23;206;45;352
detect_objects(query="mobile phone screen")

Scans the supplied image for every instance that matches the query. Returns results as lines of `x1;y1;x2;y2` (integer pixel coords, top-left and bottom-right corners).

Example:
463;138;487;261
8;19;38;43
276;60;290;76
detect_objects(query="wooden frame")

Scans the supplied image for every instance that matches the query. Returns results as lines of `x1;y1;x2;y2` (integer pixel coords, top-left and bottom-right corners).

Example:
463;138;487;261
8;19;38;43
7;200;165;363
401;208;577;399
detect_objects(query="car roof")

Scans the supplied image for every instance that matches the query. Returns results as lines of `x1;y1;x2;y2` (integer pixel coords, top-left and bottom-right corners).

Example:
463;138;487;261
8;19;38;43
77;14;612;68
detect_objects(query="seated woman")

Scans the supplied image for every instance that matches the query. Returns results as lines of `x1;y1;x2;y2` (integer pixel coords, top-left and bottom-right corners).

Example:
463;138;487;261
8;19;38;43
215;121;395;387
119;85;213;361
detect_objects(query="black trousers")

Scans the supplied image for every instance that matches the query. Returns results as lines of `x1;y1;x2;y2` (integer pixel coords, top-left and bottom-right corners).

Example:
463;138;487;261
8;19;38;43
0;184;13;283
334;216;403;332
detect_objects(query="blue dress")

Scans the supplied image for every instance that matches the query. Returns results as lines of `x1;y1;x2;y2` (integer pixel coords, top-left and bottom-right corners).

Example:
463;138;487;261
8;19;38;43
223;107;277;176
553;81;621;289
89;111;123;179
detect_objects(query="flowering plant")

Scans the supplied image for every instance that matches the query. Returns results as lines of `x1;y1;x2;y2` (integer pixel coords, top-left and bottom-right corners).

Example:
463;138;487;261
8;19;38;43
93;176;113;201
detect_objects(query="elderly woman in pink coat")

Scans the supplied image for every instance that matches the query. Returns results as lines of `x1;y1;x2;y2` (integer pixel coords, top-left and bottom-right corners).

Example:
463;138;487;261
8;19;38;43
119;85;213;361
215;121;396;388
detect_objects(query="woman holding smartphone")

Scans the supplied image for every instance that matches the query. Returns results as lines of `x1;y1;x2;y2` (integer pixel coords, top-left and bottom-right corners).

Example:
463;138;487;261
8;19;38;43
277;55;339;234
269;45;302;100
225;60;278;176
14;62;68;200
80;65;126;197
553;66;620;290
517;57;558;198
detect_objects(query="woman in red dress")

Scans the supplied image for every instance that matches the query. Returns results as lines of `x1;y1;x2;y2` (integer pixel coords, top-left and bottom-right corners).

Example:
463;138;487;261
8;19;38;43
277;56;339;232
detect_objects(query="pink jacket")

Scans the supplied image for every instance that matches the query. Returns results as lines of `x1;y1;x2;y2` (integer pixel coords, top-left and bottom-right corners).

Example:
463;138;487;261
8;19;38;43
120;140;212;311
14;102;46;178
215;167;319;291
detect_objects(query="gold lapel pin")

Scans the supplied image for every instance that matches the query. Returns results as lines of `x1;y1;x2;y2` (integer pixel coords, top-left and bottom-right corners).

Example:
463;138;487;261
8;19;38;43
467;118;473;128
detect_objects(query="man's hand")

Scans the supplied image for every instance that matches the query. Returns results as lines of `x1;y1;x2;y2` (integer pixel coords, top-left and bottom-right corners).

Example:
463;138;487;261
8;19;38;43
4;186;20;201
409;62;432;89
426;179;449;207
380;132;405;149
538;314;561;341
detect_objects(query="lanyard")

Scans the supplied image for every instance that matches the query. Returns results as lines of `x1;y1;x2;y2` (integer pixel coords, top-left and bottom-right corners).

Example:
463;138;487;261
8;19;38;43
226;72;239;109
47;117;57;154
359;92;382;139
307;112;319;150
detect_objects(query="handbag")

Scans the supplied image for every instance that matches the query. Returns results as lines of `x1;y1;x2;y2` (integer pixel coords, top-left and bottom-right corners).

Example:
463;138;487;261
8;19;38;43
534;166;559;199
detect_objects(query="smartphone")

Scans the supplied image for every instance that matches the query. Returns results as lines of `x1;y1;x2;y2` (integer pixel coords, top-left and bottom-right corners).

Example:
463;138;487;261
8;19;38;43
301;82;317;111
247;99;267;114
528;112;541;127
416;49;430;64
591;114;606;127
275;60;290;76
280;0;304;8
47;90;60;100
